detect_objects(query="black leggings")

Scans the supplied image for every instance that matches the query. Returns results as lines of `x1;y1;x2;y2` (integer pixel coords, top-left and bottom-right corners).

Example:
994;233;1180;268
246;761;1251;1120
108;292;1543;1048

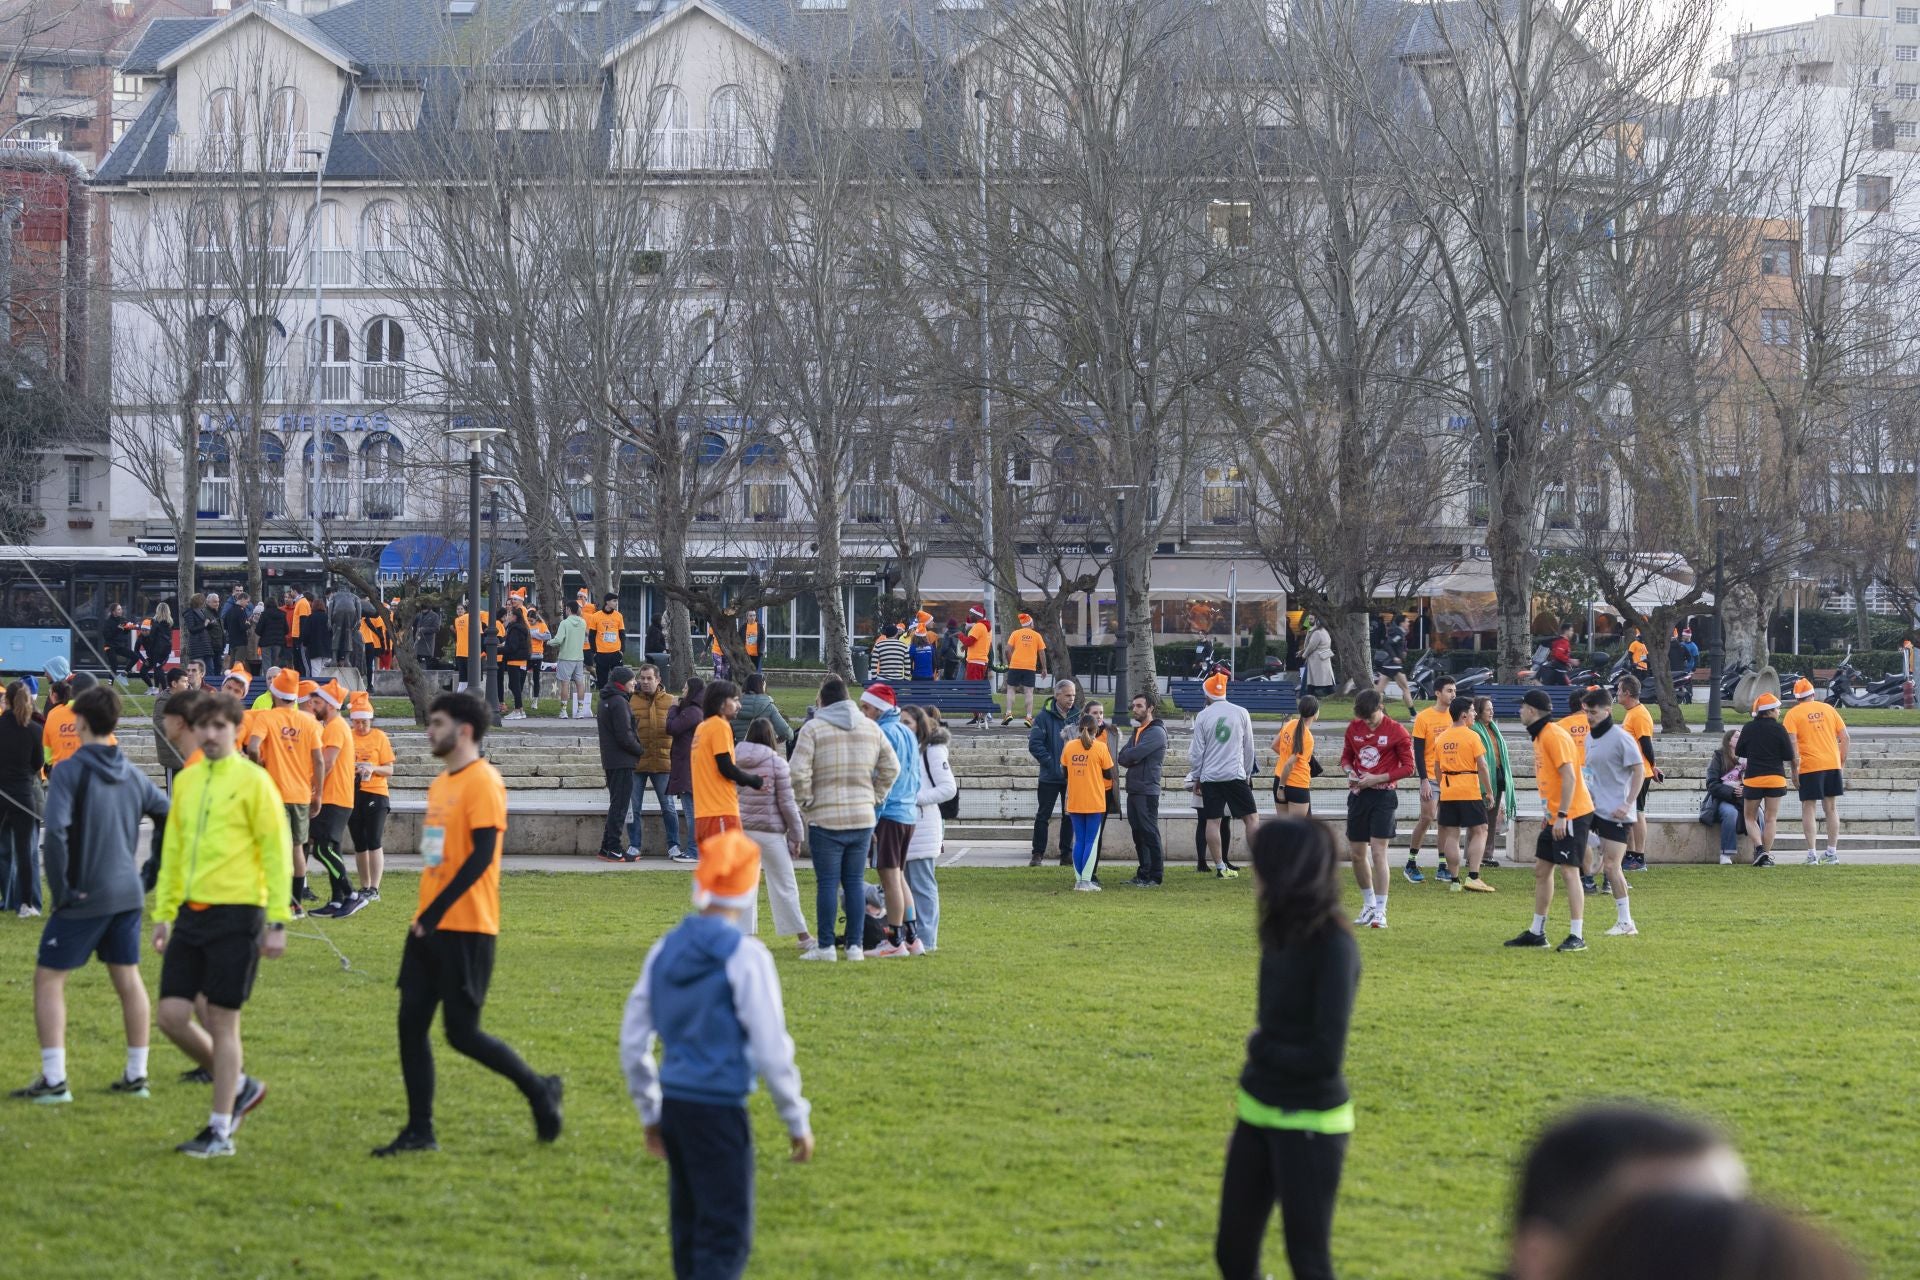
1195;813;1234;867
397;939;542;1133
1216;1123;1347;1280
506;666;526;710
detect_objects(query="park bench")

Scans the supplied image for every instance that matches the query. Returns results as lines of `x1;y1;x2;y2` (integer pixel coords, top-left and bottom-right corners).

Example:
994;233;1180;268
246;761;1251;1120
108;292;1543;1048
1476;684;1573;718
1168;679;1299;715
890;678;1000;717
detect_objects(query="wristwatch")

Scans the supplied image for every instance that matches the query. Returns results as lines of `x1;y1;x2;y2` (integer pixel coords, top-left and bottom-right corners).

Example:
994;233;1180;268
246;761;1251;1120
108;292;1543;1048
267;922;286;933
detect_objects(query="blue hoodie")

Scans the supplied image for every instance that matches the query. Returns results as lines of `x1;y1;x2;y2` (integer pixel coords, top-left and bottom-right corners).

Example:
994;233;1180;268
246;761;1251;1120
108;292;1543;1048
874;706;922;824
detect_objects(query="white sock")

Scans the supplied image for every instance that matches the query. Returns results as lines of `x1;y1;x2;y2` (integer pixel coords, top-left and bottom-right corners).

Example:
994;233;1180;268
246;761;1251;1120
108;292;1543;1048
1827;846;1838;858
40;1047;65;1086
1363;890;1377;910
1615;896;1632;925
1569;918;1584;938
210;1111;233;1140
1374;896;1387;916
1531;913;1547;934
127;1046;149;1080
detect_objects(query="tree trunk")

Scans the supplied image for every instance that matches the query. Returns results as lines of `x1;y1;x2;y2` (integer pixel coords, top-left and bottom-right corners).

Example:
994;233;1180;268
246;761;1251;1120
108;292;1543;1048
1037;602;1074;687
818;508;852;680
662;535;694;692
1336;605;1372;693
1853;572;1872;650
1724;581;1763;670
177;407;198;617
1123;540;1155;702
1488;528;1535;682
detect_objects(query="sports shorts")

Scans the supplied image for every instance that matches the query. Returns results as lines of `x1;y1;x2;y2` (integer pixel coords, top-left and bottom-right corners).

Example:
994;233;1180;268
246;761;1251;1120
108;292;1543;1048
872;817;914;870
1636;778;1651;812
350;792;390;851
1200;779;1258;821
159;905;266;1010
398;928;496;1008
1798;769;1844;802
1534;815;1594;866
1005;669;1037;689
1743;783;1788;799
693;815;741;849
1437;799;1488;829
37;906;142;970
965;662;988;681
1345;788;1397;843
1276;783;1312;806
554;659;586;684
1589;815;1632;845
283;802;310;846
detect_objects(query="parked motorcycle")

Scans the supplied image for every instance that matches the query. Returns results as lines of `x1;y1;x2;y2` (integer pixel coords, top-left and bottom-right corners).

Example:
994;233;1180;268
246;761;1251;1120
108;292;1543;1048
1826;647;1908;709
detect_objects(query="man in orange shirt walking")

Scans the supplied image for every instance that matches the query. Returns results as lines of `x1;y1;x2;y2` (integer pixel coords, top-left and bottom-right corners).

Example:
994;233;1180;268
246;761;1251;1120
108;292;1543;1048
1783;678;1849;865
306;680;365;918
373;692;562;1157
1505;689;1594;953
1001;613;1049;727
246;669;324;918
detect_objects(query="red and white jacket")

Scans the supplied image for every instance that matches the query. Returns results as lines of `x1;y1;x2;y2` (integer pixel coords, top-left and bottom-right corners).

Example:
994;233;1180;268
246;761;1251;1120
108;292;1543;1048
1340;716;1413;791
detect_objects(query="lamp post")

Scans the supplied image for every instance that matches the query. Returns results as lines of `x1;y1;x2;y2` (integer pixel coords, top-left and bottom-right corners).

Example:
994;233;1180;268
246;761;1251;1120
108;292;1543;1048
1704;495;1735;734
300;147;327;549
974;88;998;642
445;423;504;694
482;472;509;726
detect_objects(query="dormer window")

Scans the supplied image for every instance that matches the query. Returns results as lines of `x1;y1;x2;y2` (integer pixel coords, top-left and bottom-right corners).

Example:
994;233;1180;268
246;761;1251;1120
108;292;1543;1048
798;0;847;9
556;0;601;10
447;0;476;14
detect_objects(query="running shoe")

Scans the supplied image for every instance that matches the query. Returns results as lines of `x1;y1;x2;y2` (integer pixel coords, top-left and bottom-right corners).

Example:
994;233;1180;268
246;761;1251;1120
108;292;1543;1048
299;885;321;903
1402;860;1425;884
371;1129;439;1157
176;1127;235;1159
308;899;346;918
1085;880;1103;891
1001;715;1015;727
1718;854;1734;865
10;1075;71;1105
1435;867;1457;884
1353;903;1378;926
1555;935;1588;953
1503;929;1549;948
363;887;382;902
1752;853;1775;868
109;1073;150;1098
1028;855;1046;867
594;849;628;863
1580;874;1598;894
907;939;927;956
1803;851;1819;866
870;940;910;957
1215;865;1239;879
532;1075;564;1143
180;1066;212;1085
289;902;306;920
1369;915;1387;929
1463;877;1496;893
668;847;697;864
845;946;865;962
16;905;39;918
1482;856;1501;868
797;944;837;962
335;893;369;919
1604;921;1639;937
233;1075;267;1128
625;846;642;861
1448;877;1464;893
1125;876;1151;887
1819;850;1840;865
1622;853;1646;871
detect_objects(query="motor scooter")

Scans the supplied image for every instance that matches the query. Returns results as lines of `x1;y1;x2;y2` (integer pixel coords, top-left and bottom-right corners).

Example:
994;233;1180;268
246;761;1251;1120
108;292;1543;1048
1826;647;1907;709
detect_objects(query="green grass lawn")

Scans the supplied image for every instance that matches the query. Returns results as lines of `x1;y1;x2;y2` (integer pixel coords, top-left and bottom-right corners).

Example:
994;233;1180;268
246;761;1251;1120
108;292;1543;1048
1;866;1913;1278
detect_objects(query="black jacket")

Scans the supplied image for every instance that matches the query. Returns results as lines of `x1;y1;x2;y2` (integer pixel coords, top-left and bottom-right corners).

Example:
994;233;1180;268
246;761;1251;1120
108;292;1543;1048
1737;715;1793;780
302;608;332;656
413;609;442;660
256;606;288;647
1027;698;1075;785
645;622;667;654
141;625;172;671
1115;719;1167;795
1239;924;1361;1112
0;714;44;808
503;618;532;664
182;607;217;661
223;604;249;649
597;685;645;770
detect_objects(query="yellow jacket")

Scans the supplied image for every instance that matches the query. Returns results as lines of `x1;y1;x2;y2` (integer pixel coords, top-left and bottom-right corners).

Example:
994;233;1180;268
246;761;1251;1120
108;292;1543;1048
155;753;294;924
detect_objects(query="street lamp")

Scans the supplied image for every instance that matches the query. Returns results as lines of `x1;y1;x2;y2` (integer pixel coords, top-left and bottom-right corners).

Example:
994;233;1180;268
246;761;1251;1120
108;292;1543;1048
974;87;998;641
482;472;510;725
1703;494;1735;734
301;146;327;550
445;422;504;694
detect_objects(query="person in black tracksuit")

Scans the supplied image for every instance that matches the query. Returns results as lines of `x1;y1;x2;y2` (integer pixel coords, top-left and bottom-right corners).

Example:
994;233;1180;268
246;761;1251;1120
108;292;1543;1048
1215;818;1360;1280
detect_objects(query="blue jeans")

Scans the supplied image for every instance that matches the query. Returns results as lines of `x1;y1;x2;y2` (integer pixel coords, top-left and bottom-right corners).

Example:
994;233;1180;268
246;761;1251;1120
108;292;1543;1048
1715;801;1741;854
628;773;675;854
905;857;939;950
1;815;39;912
670;793;696;853
809;825;872;950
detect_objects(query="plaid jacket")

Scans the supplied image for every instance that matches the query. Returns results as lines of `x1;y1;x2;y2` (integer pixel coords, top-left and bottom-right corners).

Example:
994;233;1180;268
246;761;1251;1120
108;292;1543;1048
789;703;898;831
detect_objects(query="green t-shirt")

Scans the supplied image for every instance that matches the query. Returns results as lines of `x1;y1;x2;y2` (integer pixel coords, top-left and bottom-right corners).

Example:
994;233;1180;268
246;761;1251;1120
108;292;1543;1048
551;614;588;662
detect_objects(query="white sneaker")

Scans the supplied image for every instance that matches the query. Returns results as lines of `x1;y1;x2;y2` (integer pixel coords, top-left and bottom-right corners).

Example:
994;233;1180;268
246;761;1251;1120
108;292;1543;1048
559;708;570;719
1072;880;1096;892
1369;915;1387;929
845;946;864;962
1803;852;1819;866
1353;904;1377;927
668;847;696;864
797;944;836;962
505;710;526;721
1604;921;1639;937
625;846;641;860
1719;854;1733;865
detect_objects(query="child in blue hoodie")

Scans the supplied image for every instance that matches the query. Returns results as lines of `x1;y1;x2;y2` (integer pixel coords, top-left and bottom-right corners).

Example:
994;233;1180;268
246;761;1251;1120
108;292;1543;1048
621;830;813;1280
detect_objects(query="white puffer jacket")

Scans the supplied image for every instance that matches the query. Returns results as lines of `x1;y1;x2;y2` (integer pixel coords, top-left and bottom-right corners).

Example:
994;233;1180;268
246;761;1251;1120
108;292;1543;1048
907;729;956;862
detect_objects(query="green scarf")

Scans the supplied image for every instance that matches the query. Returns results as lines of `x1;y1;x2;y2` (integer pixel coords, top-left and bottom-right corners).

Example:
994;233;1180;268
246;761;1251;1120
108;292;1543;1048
1472;718;1518;816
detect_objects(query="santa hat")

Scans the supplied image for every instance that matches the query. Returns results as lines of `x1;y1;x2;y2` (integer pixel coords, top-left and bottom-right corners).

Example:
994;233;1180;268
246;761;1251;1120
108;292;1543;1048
968;604;986;621
271;668;302;700
223;664;250;686
916;610;933;628
1017;613;1033;626
1792;677;1815;700
314;679;345;709
861;682;898;713
297;680;319;700
693;830;762;913
1203;671;1229;701
1751;692;1780;714
348;690;375;720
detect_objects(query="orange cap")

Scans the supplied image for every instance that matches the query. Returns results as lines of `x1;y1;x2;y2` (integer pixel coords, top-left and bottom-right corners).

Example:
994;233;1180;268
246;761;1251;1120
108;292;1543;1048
348;690;375;719
1752;692;1780;713
1203;671;1229;700
271;668;302;700
693;830;762;910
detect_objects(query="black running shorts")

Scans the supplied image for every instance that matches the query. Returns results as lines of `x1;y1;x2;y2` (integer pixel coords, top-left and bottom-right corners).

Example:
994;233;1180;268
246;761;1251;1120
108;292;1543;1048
1636;778;1651;812
1276;784;1311;806
1589;815;1631;845
1345;788;1397;843
1005;669;1037;689
1200;779;1258;821
1797;769;1844;802
871;817;913;870
1534;816;1593;866
1437;799;1487;829
160;905;266;1010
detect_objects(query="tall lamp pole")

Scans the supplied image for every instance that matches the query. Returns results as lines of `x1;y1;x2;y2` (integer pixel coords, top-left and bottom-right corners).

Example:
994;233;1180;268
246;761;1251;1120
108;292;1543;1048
974;88;998;640
446;424;504;694
482;473;509;726
1704;495;1734;734
300;148;327;550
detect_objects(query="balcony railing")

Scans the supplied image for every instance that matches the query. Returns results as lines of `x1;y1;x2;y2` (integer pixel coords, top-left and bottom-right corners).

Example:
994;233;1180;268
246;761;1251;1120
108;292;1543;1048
307;478;351;519
850;483;887;523
196;478;230;518
614;126;766;171
167;130;324;173
362;480;405;520
361;363;405;402
744;482;788;521
566;484;595;521
314;363;352;403
1199;487;1247;525
363;248;408;284
310;248;354;286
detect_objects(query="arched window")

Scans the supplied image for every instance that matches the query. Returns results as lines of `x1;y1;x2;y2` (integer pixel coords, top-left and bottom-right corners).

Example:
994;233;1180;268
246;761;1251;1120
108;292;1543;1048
205;87;240;166
310;199;351;285
647;85;687;168
692;430;728;521
187;202;226;285
617;441;655;518
361;200;407;280
303;431;350;517
361;431;405;519
196;431;232;518
742;436;787;521
312;316;351;402
250;433;286;520
708;85;756;167
1052;440;1090;523
239;199;290;285
362;317;405;400
240;316;288;402
688;202;734;275
563;431;595;520
266;86;307;168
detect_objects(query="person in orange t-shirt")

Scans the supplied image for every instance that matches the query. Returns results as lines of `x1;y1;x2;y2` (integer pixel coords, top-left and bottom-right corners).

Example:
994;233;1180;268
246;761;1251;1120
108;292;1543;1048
376;690;560;1157
1059;715;1113;889
348;691;394;901
306;680;362;916
961;605;994;725
1407;678;1458;884
1270;698;1319;818
592;593;626;689
246;669;324;915
1782;680;1848;864
689;680;764;846
1507;689;1594;952
1432;699;1494;890
40;684;81;770
1002;613;1049;726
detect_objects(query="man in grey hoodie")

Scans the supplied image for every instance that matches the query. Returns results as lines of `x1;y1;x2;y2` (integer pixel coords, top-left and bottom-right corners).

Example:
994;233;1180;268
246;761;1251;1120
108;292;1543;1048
11;686;169;1104
1182;673;1259;874
1116;690;1167;886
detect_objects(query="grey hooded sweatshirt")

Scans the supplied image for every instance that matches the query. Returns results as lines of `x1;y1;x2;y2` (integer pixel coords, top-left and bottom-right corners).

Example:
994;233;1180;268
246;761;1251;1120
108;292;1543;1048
42;742;169;918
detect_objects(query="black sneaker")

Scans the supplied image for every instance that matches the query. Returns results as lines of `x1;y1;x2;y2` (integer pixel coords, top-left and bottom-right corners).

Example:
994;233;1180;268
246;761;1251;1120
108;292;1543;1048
1580;874;1598;894
289;902;307;920
1556;935;1588;953
308;899;346;918
1481;856;1502;868
109;1073;150;1098
1503;929;1549;948
594;849;627;863
1752;852;1775;868
1622;853;1646;871
232;1075;267;1128
299;885;321;903
371;1128;439;1157
180;1066;212;1085
532;1074;564;1143
176;1126;235;1158
364;886;382;902
335;893;369;919
1124;876;1151;887
9;1075;72;1104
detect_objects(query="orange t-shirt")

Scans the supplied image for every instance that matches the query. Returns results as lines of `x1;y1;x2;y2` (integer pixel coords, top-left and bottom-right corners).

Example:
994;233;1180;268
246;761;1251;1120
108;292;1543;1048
595;610;626;654
1059;736;1113;814
1433;724;1487;802
353;726;395;797
1781;701;1847;774
1412;704;1454;779
453;611;489;660
1627;639;1649;669
691;715;739;819
415;758;508;935
1006;628;1046;671
251;703;322;805
1556;711;1590;769
318;714;354;809
1620;702;1656;765
1272;719;1314;789
965;622;992;665
290;596;310;639
182;748;205;769
1533;720;1594;820
42;704;80;768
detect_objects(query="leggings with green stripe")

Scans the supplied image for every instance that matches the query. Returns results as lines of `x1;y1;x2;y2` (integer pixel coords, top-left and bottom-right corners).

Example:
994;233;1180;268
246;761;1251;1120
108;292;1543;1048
311;803;354;900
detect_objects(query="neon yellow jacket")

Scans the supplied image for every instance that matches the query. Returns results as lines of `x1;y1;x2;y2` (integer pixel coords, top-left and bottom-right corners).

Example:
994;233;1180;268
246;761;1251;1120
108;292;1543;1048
155;753;294;924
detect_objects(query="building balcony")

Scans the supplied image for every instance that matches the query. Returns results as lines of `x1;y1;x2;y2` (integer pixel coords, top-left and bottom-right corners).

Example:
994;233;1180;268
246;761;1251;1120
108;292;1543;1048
361;363;405;402
167;130;324;173
613;126;765;172
362;480;406;520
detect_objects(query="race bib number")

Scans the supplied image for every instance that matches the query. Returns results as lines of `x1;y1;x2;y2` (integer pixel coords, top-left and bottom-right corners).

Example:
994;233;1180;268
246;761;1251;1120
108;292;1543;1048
601;630;617;645
421;826;446;868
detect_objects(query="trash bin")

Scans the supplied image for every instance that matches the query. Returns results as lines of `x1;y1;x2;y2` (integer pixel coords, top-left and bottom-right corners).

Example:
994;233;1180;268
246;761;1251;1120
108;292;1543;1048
852;644;870;686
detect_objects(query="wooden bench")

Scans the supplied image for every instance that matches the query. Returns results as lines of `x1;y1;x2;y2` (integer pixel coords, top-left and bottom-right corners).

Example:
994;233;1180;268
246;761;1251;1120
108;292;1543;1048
1168;679;1299;715
889;678;1000;716
1478;684;1573;718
